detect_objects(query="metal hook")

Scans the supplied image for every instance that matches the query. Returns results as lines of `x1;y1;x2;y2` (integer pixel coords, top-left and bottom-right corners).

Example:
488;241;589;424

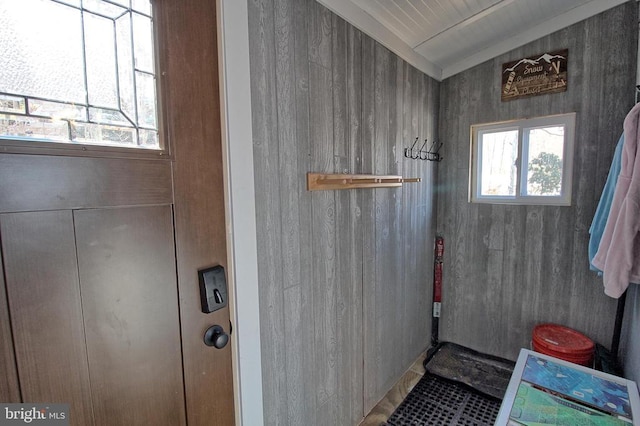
419;139;430;160
404;137;420;160
404;138;444;161
404;137;420;159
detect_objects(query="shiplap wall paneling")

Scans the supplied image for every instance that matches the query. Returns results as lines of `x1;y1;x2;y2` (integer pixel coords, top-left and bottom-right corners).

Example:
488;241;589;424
436;2;636;361
249;0;439;423
332;14;365;425
249;0;286;424
620;285;640;382
411;67;439;363
309;1;339;424
371;41;401;412
362;49;440;413
401;63;421;372
290;0;315;424
618;0;640;389
360;32;377;417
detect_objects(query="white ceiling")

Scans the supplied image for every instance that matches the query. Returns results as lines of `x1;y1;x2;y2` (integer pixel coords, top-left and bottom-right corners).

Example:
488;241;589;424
317;0;629;81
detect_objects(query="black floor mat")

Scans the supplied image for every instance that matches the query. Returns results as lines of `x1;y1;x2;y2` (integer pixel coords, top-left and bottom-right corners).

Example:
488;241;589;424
386;374;502;425
424;342;515;400
386;342;515;425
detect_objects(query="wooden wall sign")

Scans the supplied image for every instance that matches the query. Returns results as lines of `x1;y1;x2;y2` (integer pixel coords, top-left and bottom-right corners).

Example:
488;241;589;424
501;49;567;101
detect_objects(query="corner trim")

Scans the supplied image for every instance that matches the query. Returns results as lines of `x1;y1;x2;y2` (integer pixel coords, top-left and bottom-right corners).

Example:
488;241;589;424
217;1;264;425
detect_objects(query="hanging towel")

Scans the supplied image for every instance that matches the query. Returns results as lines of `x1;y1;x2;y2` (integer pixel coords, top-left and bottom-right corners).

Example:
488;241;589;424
592;103;640;298
589;134;624;272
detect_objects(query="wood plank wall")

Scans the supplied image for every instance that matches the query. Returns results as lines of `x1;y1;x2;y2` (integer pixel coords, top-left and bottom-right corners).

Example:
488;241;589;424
436;2;637;361
620;2;640;387
248;0;439;423
621;285;640;382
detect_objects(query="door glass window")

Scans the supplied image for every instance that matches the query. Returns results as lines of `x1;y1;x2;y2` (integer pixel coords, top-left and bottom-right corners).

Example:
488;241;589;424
0;0;159;149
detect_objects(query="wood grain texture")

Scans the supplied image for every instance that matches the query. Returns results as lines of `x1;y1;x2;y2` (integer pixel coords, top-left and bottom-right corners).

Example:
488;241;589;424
248;0;287;424
410;71;437;363
154;0;235;424
0;155;172;213
333;15;364;426
0;2;232;422
309;59;337;411
371;42;397;405
307;173;415;191
604;4;640;383
360;33;378;415
274;0;308;424
620;285;640;382
436;2;636;361
346;25;365;424
402;64;419;369
292;0;317;424
332;14;350;425
249;0;438;424
74;206;185;426
360;352;426;426
0;253;20;403
1;211;94;425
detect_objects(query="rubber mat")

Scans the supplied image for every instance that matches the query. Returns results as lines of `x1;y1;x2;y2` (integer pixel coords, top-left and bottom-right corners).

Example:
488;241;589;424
386;373;502;425
386;343;515;425
424;342;515;400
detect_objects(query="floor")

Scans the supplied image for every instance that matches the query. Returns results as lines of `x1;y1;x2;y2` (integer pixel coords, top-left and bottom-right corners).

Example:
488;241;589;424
359;352;427;426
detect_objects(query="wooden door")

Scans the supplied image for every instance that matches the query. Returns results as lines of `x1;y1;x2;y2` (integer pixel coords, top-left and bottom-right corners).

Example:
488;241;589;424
0;0;235;425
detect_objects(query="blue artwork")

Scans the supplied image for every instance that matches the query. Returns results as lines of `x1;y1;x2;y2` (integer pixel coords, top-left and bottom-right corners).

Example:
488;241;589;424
521;355;631;418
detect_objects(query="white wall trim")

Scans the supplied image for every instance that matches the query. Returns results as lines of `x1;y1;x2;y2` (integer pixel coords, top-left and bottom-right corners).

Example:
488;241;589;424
315;0;443;80
217;1;264;425
441;0;629;79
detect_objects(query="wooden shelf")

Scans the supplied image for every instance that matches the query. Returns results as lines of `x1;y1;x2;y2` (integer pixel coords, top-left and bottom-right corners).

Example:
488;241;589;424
307;173;421;191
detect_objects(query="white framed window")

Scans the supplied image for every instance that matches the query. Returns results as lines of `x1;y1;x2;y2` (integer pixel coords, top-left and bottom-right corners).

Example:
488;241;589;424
469;113;575;205
0;0;159;150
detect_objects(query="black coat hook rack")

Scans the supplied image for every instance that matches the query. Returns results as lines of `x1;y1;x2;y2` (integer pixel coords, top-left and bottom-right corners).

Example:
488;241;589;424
404;137;443;162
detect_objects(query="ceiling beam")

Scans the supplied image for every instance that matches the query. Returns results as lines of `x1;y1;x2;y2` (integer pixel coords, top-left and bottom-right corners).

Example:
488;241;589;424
412;0;513;50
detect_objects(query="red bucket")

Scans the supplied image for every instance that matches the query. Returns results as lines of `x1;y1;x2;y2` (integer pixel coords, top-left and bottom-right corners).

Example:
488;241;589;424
532;323;594;366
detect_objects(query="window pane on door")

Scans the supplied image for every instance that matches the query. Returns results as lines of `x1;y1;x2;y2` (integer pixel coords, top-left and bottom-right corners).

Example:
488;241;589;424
0;0;159;149
0;0;86;103
479;130;518;197
133;13;155;74
136;72;157;129
115;13;136;123
83;0;127;19
525;126;564;196
1;114;69;141
84;13;119;109
29;99;87;121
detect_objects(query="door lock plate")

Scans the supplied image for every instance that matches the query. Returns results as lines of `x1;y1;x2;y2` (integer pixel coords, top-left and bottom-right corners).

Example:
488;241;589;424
198;265;228;313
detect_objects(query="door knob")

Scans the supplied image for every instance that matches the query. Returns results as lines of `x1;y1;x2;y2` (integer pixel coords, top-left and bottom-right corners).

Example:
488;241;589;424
204;325;229;349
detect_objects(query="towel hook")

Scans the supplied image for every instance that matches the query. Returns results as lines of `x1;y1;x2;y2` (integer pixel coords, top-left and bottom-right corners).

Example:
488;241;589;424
404;137;443;162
